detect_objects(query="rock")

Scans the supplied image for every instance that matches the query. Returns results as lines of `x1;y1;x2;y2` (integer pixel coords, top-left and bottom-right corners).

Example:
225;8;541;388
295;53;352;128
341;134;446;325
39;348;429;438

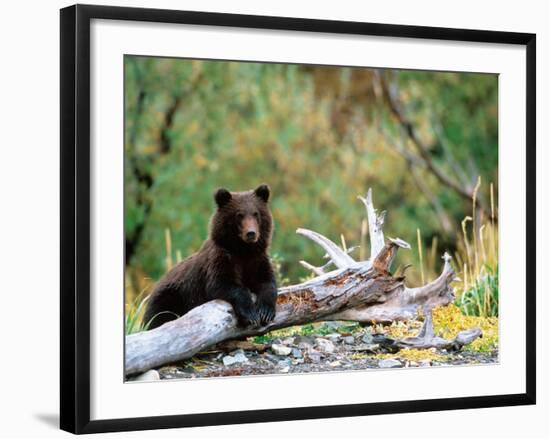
420;360;432;367
258;357;275;366
263;353;282;364
324;333;342;342
315;338;335;354
378;359;402;368
279;366;290;373
220;340;268;353
277;358;292;368
306;348;322;363
291;348;303;359
294;335;314;347
281;337;295;346
372;334;399;353
362;332;374;344
350;343;379;353
271;344;292;356
343;336;355;345
133;370;160;381
222;351;249;366
329;360;341;367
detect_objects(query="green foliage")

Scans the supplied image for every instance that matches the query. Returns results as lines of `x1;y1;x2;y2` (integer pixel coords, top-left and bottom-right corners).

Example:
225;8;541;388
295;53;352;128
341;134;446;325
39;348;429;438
125;291;180;335
457;264;499;317
125;291;150;335
270;253;290;287
251;322;362;344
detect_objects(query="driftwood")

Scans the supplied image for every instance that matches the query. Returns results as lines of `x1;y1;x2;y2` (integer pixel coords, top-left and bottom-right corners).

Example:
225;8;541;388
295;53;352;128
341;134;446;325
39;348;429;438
125;189;481;375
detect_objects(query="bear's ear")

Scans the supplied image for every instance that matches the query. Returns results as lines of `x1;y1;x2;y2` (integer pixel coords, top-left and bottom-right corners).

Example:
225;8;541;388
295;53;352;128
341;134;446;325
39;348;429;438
254;184;270;203
214;188;232;208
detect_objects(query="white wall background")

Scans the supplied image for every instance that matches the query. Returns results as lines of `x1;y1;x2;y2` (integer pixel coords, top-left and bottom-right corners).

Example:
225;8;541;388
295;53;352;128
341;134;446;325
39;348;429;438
0;0;546;437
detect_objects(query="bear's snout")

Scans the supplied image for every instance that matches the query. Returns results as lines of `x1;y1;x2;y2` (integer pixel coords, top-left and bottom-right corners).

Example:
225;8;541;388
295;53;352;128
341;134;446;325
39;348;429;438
241;216;259;243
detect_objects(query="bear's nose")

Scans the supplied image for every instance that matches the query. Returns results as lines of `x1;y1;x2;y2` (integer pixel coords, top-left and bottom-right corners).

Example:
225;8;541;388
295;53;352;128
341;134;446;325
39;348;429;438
246;231;256;241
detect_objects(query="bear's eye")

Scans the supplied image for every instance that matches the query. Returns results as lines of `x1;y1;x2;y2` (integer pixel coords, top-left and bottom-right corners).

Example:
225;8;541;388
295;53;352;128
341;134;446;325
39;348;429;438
236;213;244;220
253;212;260;219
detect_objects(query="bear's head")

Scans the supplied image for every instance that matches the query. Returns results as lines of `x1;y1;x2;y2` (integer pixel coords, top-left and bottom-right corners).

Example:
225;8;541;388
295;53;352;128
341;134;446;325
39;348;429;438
210;184;273;253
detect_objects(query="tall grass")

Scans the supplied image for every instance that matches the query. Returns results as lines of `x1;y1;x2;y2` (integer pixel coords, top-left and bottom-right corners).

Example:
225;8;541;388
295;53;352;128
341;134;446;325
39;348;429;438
125;285;181;334
454;180;499;317
125;287;151;334
125;228;183;334
416;228;425;285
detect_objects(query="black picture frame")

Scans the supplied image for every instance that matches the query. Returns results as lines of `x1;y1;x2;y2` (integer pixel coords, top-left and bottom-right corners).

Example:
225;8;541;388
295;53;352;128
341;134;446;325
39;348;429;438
60;4;536;434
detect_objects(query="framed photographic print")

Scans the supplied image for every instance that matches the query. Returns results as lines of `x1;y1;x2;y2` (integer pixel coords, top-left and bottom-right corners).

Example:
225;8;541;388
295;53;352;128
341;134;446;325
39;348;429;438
60;4;536;434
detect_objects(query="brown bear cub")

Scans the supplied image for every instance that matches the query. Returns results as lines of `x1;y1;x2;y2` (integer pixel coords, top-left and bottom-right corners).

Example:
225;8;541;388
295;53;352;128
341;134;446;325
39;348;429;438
143;184;277;330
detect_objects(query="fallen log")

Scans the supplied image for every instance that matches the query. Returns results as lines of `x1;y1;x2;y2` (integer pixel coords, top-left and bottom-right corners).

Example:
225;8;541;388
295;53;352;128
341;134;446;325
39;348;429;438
125;189;480;376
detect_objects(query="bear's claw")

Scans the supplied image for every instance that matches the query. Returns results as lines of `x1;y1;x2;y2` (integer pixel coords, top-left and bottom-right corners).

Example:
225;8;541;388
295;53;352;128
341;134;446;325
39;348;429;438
257;301;276;326
235;307;262;328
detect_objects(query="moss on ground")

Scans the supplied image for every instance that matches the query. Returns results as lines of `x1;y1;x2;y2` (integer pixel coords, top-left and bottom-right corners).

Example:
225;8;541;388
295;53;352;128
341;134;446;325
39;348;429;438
433;304;498;353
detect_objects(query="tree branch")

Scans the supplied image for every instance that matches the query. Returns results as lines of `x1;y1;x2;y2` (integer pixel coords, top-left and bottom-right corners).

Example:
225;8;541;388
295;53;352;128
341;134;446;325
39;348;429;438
375;71;488;215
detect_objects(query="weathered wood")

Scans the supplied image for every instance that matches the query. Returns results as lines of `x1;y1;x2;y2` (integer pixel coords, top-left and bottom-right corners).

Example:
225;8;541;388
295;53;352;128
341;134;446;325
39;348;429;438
125;188;481;375
358;188;386;259
332;252;455;323
296;228;357;268
395;309;482;351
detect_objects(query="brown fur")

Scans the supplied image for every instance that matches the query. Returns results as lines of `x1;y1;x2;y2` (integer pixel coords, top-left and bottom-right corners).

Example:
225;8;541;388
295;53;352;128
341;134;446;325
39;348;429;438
143;184;278;329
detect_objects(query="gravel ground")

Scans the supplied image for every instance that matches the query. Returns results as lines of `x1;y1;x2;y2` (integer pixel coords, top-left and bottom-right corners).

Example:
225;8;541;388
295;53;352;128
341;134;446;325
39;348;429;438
154;331;498;380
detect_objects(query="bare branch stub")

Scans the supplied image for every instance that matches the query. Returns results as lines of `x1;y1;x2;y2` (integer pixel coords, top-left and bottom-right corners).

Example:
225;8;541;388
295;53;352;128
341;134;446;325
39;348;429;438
357;188;386;260
299;260;325;276
296;228;357;268
300;245;360;276
402;252;456;308
372;237;412;273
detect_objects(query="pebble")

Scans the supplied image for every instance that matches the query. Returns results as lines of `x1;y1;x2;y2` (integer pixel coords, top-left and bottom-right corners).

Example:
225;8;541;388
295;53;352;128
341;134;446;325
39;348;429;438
291;348;303;359
277;358;292;368
271;344;292;356
324;333;342;342
362;333;374;344
281;337;295;346
222;351;249;366
350;343;379;352
132;370;160;381
378;359;402;368
306;348;322;363
315;338;335;354
294;335;314;347
343;336;355;345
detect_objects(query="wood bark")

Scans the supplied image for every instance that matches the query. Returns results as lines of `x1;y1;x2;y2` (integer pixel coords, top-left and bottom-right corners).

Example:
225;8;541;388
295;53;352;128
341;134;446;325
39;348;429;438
125;189;481;376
